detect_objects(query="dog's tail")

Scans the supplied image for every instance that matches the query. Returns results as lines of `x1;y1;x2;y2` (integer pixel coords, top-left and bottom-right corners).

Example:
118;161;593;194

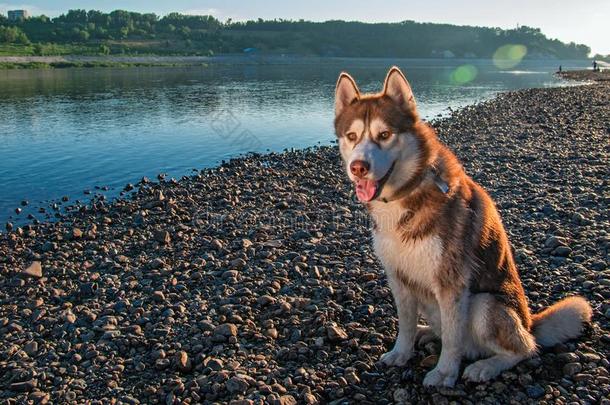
531;296;592;347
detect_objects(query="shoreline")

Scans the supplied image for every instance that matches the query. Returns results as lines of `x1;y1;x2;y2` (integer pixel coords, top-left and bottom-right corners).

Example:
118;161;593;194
0;55;217;69
557;69;610;82
0;81;608;403
0;61;210;69
0;54;592;69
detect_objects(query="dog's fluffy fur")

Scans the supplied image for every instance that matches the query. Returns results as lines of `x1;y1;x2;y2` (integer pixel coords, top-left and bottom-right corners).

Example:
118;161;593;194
334;67;592;387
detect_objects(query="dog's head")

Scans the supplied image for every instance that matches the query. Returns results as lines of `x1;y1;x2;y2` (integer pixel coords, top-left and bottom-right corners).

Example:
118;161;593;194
334;66;424;203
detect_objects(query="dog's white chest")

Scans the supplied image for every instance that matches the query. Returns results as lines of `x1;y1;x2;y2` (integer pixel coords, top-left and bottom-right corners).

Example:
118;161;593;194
370;202;443;290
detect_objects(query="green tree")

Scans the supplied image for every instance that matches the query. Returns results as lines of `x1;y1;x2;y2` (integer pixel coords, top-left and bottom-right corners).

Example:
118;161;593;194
179;26;191;39
0;26;30;44
99;44;110;54
78;30;90;41
0;8;592;59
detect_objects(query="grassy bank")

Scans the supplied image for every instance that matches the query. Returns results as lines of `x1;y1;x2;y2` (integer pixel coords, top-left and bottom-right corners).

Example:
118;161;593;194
0;43;213;58
0;43;101;56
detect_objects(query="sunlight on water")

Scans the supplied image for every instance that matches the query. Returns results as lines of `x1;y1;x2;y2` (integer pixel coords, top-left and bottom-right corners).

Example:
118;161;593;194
493;44;528;69
497;70;545;75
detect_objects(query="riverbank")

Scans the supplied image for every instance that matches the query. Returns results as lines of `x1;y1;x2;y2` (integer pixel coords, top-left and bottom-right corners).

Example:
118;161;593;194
0;55;218;69
1;55;332;69
0;81;608;404
0;55;593;70
0;61;209;69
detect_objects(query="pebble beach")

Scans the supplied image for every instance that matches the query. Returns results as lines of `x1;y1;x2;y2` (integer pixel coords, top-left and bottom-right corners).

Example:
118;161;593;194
0;76;608;404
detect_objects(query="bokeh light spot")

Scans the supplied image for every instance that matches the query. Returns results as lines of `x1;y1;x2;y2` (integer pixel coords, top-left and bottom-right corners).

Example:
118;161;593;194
493;44;527;69
450;64;478;84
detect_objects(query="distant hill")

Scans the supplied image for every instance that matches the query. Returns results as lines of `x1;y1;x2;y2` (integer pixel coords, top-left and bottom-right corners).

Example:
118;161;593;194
0;9;592;59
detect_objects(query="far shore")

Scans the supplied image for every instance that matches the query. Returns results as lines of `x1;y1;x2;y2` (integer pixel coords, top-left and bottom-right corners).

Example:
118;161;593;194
0;54;594;69
0;55;218;69
0;54;217;64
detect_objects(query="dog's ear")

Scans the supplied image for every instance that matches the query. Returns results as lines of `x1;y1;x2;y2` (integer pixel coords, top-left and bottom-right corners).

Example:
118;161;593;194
383;66;416;112
335;72;360;116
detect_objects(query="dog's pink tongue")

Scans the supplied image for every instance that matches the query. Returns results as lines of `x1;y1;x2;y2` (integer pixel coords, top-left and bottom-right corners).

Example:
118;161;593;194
356;179;378;202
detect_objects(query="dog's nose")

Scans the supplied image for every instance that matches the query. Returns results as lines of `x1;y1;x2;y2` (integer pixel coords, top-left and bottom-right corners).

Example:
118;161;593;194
350;160;370;178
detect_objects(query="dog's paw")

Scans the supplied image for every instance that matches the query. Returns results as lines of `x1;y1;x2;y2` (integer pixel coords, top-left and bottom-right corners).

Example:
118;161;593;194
378;348;412;367
462;360;501;382
423;366;459;387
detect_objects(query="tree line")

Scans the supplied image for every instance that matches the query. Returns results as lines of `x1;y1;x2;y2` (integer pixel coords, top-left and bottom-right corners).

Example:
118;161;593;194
0;9;593;59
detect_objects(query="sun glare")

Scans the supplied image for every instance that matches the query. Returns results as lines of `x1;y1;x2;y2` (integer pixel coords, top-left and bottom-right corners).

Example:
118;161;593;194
493;44;528;69
451;64;478;84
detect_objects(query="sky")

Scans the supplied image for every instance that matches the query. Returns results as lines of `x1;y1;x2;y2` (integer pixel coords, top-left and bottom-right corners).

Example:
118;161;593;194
1;0;608;55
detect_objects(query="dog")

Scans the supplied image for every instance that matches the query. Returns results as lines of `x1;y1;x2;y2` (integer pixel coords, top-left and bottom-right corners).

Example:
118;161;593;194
333;66;592;387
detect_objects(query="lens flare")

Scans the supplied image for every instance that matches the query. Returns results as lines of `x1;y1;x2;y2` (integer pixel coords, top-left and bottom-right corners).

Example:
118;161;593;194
493;44;527;69
450;64;478;84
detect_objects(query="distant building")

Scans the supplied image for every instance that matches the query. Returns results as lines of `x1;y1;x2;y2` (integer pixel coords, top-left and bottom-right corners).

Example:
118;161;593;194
8;10;29;21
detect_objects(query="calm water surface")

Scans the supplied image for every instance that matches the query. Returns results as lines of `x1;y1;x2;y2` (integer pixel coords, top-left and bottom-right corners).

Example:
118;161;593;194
0;58;587;224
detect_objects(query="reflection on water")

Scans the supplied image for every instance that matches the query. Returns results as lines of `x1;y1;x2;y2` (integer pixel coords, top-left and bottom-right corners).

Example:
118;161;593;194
0;58;587;224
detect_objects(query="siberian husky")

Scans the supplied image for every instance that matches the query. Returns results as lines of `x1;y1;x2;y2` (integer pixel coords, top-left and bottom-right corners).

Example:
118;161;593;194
333;66;592;387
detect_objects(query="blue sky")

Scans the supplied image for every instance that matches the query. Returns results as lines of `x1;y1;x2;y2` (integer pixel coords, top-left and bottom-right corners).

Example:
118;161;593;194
1;0;608;54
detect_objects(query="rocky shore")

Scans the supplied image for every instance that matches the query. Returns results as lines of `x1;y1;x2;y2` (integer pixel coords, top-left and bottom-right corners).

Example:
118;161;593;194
1;80;608;404
557;69;610;82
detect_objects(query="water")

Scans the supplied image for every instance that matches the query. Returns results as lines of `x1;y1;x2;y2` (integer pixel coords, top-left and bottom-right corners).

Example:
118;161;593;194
0;57;588;225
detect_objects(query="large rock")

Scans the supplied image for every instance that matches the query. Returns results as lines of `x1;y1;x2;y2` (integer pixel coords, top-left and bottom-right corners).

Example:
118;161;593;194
326;325;348;341
153;230;171;244
213;323;237;342
226;376;249;394
175;351;192;372
22;261;42;278
10;379;37;392
544;235;567;249
563;362;582;376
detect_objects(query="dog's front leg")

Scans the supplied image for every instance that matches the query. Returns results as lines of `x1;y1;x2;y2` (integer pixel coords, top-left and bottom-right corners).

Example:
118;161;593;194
379;275;418;366
423;289;468;387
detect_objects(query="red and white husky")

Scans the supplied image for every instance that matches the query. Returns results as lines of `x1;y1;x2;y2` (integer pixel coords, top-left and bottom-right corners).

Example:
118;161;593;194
334;66;592;387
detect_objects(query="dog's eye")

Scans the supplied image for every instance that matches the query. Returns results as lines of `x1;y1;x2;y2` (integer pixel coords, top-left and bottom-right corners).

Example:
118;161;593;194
346;132;357;141
379;131;392;140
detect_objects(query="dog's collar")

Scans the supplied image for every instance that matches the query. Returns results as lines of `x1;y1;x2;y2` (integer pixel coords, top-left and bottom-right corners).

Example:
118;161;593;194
380;166;449;203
